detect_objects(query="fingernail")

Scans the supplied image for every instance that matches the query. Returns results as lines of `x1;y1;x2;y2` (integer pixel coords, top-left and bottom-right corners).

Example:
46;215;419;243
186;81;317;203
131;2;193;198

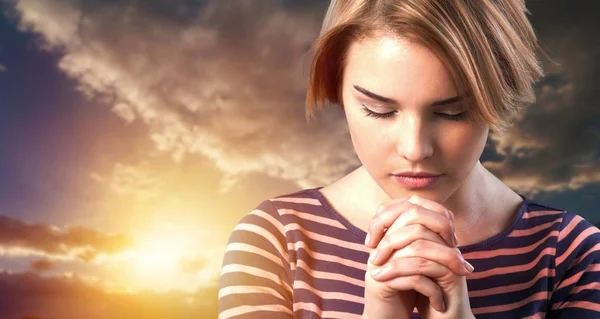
464;260;474;273
364;233;371;246
369;250;379;264
370;267;382;277
453;233;459;246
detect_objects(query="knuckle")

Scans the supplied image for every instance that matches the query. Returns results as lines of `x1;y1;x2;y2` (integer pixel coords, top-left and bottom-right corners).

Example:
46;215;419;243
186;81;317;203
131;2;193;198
445;208;453;220
370;217;381;232
411;239;428;251
410;275;422;286
408;195;420;203
375;203;387;215
380;237;391;250
454;251;465;264
390;259;400;270
413;224;427;235
415;257;429;272
407;205;420;218
444;219;453;231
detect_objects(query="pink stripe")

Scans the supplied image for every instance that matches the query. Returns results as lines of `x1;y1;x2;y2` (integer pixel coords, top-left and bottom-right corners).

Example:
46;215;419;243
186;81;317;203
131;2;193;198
225;242;284;268
570;248;600;270
558;215;583;242
522;210;564;219
293;280;364;304
219;304;292;319
293;302;362;319
510;220;561;237
464;230;558;260
472;291;548;314
555;259;600;292
250;209;287;239
279;208;346;230
287;240;367;271
521;312;545;319
553;300;600;311
271;197;322;205
572;281;600;294
556;228;600;267
284;223;370;253
235;223;290;265
466;247;555;280
469;267;555;297
296;258;365;288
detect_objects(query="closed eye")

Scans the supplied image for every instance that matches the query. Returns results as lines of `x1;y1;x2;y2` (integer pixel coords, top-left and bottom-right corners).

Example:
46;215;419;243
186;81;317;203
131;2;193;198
361;104;467;121
360;105;395;119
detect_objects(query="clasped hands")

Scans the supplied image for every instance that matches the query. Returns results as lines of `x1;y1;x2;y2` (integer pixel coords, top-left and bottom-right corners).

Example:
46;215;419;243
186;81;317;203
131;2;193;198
362;195;475;319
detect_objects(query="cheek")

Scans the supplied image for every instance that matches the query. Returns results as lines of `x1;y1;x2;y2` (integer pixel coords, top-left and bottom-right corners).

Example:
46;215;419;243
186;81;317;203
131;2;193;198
345;110;388;159
440;126;487;166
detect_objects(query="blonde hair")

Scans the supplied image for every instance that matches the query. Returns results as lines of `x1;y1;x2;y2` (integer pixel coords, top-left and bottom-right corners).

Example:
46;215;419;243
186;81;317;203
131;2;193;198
305;0;545;133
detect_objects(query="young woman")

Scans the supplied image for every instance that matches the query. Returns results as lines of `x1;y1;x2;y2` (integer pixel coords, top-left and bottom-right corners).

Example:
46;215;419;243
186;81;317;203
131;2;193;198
218;0;600;318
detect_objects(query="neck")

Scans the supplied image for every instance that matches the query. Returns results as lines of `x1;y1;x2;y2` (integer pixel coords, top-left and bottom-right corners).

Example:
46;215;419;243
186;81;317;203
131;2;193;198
443;161;492;234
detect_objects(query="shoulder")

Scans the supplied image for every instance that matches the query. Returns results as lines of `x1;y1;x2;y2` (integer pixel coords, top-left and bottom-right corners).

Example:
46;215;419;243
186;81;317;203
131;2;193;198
230;188;322;235
517;197;600;258
555;210;600;258
520;197;597;234
525;197;600;272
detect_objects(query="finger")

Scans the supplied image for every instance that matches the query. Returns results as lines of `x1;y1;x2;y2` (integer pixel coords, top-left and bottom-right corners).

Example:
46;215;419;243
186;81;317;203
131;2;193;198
365;196;411;247
407;195;455;222
369;224;445;266
383;203;456;249
407;195;457;246
388;239;472;276
370;256;451;280
376;274;446;312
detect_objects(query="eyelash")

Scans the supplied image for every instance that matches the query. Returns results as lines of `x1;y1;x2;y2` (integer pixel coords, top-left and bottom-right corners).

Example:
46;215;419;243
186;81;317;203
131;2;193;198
360;105;467;121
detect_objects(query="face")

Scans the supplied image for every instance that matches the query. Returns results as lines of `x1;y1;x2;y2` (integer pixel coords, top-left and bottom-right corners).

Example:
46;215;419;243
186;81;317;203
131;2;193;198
341;34;489;203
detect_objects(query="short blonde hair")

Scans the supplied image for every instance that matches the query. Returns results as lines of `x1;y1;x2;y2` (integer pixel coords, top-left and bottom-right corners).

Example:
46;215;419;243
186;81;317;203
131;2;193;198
305;0;544;133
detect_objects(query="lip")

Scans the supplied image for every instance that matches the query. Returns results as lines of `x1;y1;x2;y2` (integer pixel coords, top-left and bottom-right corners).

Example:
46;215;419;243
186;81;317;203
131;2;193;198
391;172;443;189
392;171;442;177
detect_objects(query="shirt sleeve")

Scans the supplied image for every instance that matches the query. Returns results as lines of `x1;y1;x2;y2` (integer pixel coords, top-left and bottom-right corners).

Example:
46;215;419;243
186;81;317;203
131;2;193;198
548;212;600;318
218;200;293;319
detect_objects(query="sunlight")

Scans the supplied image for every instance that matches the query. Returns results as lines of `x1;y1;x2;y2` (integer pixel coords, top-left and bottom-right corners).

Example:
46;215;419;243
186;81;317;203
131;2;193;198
132;234;187;273
122;223;200;292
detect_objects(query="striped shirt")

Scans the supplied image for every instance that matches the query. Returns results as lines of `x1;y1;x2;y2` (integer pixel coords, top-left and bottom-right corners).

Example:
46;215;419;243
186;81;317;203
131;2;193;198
218;187;600;318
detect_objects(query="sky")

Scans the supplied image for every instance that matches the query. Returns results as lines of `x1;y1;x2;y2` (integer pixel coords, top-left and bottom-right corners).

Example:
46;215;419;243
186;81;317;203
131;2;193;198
0;0;598;318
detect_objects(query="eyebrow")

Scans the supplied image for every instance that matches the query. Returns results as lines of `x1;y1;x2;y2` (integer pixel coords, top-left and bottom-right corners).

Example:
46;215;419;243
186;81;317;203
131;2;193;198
353;85;463;106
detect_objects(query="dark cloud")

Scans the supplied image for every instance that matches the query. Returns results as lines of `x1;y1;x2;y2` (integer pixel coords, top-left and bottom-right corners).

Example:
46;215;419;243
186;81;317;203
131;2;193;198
482;1;600;194
0;270;218;319
30;258;54;272
0;215;133;260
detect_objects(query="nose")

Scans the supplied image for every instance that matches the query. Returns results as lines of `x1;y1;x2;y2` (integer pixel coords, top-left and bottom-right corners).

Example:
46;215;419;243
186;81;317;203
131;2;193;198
397;114;434;162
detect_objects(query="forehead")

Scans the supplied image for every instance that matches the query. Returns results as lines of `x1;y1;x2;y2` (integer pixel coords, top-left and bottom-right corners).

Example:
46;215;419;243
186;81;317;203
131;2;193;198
343;34;457;101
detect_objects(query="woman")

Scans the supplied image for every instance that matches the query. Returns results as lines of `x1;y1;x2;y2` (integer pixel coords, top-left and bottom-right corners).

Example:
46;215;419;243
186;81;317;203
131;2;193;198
218;0;600;318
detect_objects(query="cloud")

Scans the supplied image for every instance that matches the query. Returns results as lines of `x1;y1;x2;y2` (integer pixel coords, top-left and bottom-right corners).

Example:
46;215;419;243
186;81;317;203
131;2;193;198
30;258;54;272
177;256;208;274
0;214;133;261
484;2;600;195
9;0;357;193
8;0;598;195
0;270;218;319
